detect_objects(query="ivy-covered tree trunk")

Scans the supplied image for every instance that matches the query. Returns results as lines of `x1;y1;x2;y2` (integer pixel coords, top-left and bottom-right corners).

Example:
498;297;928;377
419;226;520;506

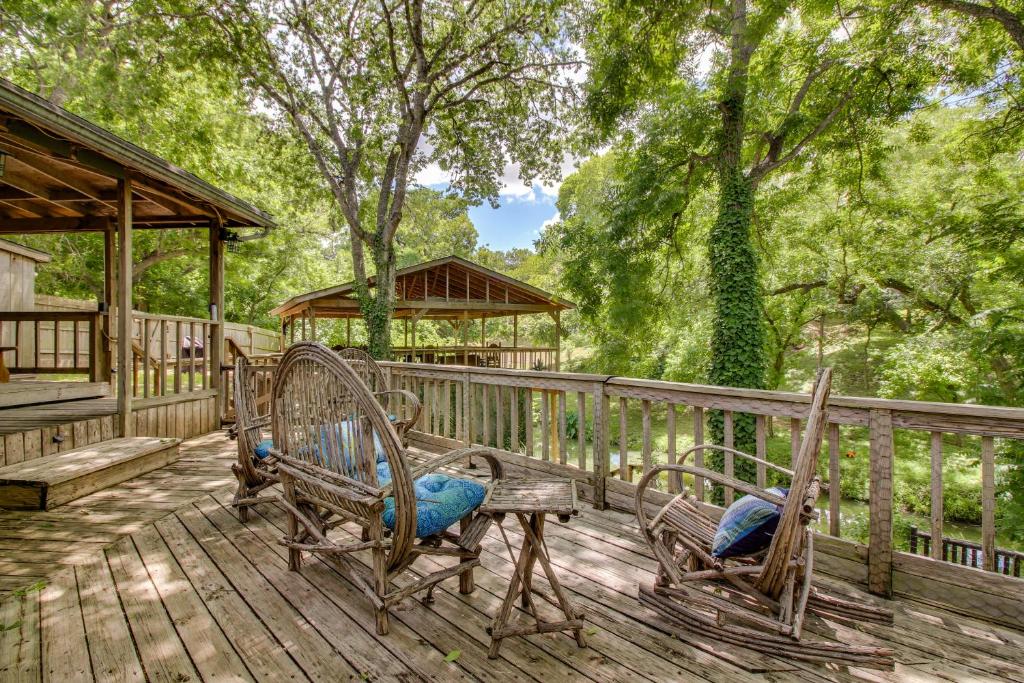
360;237;396;360
706;0;766;493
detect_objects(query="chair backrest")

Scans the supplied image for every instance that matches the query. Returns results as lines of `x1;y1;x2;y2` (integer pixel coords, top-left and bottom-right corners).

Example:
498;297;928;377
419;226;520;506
271;343;416;564
756;367;832;598
338;347;388;394
233;355;271;484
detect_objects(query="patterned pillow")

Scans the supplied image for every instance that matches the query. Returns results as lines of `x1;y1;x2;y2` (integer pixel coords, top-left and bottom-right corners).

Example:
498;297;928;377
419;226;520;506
381;472;486;538
712;487;788;558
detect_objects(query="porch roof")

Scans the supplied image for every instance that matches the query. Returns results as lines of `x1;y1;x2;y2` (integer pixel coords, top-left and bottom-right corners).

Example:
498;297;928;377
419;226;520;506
270;255;575;321
0;78;275;233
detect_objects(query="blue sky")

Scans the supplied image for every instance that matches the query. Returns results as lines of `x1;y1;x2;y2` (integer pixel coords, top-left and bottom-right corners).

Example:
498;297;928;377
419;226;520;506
419;163;570;253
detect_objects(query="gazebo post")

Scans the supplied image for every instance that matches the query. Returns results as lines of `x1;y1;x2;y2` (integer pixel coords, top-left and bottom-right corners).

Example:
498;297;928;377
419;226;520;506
463;312;469;366
309;308;317;342
346;317;352;346
209;220;225;407
116;177;133;437
97;223;115;384
411;316;417;361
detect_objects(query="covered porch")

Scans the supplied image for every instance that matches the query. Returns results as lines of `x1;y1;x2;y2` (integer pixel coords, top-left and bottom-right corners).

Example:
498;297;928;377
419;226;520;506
270;255;573;370
0;77;274;437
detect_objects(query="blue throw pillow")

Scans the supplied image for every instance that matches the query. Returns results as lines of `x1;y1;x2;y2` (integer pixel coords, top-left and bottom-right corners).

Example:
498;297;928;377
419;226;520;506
712;487;789;558
297;420;388;468
254;438;274;460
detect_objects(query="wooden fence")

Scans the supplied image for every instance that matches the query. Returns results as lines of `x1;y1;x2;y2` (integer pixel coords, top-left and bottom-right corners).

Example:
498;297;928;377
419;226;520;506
908;525;1024;577
0;311;103;379
380;361;1024;622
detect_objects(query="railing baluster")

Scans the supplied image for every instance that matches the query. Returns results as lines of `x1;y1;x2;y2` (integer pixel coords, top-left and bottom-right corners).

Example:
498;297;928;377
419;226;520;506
756;414;767;490
693;407;704;501
828;422;840;537
511;387;520;452
143;318;151;398
641;399;652;479
558;391;567;465
72;320;80;370
666;403;678;493
443;380;450;438
496;385;504;449
723;410;734;505
482;382;491;447
790;417;802;468
525;388;534;457
188;321;196;391
577;392;586;471
541;389;550;461
618;396;628;482
160;321;167;397
982;436;995;572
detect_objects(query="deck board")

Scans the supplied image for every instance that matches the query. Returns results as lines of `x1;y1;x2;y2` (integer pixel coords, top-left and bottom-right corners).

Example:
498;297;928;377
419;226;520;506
0;430;1021;682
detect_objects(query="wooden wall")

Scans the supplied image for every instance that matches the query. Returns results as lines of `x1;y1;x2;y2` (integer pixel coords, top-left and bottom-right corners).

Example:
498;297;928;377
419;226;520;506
0;394;219;467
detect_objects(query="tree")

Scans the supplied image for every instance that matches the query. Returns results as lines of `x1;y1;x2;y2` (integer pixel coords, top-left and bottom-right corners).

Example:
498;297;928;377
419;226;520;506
578;0;941;462
199;0;579;357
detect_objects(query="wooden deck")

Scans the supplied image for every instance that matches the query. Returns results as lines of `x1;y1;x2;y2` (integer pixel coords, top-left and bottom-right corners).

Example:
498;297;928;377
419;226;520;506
1;432;1023;682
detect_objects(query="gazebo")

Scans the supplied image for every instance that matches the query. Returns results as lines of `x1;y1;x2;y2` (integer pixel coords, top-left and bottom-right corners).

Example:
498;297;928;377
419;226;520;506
270;255;574;370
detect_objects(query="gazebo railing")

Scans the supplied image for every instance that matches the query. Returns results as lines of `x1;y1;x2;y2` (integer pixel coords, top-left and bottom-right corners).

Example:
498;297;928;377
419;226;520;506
390;345;557;370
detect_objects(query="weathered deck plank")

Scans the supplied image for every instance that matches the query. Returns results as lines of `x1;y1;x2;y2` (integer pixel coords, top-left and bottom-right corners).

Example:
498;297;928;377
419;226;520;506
0;430;1022;682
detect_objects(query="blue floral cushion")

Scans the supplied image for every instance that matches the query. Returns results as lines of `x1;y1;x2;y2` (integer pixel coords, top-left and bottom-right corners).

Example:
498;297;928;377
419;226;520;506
379;467;486;538
254;438;274;459
712;487;788;558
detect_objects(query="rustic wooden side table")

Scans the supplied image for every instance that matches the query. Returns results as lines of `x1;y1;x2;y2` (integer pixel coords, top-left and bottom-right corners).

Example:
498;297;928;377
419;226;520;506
481;478;587;659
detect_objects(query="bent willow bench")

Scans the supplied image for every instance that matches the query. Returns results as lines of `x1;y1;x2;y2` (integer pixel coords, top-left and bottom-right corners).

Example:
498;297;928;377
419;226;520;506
271;342;504;634
229;355;279;521
635;369;896;669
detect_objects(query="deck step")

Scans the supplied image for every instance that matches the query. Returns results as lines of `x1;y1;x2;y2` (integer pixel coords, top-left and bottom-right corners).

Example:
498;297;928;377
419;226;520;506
0;437;181;510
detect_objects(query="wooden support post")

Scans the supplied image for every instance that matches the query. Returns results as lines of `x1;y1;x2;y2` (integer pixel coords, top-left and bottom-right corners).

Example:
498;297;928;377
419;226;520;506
116;178;133;437
592;387;609;510
512;313;519;363
209;223;224;410
982;436;996;572
930;432;943;560
463;313;469;366
868;408;894;597
346;317;352;346
309;308;317;342
97;225;115;384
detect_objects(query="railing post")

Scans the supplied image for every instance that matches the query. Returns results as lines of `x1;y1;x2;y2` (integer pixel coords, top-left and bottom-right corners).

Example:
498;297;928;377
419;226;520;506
89;312;104;382
591;382;609;510
868;408;894;598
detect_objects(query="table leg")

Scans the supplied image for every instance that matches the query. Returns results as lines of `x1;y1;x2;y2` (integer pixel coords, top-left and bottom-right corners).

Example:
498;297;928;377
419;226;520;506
488;518;535;659
517;510;587;649
520;512;542;608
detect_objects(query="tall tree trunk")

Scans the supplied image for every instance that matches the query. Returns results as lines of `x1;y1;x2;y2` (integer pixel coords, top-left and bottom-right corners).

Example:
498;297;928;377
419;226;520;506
361;236;395;359
707;0;765;491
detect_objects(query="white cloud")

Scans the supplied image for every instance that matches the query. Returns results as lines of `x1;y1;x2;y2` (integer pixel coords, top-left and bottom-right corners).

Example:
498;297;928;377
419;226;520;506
415;161;449;186
539;211;561;233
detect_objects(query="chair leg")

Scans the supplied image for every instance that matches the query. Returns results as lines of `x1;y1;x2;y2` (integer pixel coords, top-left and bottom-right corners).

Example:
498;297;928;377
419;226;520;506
282;479;302;571
370;519;390;635
459;516;475;594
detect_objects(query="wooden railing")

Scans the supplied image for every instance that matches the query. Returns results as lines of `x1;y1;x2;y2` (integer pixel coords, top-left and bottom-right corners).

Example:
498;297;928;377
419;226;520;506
381;361;1024;605
390;345;557;370
0;311;103;379
126;312;218;401
908;526;1024;577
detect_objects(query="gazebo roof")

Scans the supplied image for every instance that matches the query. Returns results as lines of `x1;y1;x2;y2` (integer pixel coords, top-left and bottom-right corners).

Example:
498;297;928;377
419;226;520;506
271;255;574;320
0;78;274;232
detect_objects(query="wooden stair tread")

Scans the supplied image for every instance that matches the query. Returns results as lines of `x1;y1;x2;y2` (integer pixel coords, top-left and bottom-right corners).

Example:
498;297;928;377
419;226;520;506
0;437;181;510
0;381;111;408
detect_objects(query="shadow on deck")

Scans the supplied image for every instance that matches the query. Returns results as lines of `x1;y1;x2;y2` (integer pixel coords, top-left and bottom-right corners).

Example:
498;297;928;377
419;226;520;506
0;431;1021;682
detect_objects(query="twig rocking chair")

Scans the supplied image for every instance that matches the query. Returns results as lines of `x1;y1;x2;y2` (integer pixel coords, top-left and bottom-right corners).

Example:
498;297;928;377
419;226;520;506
635;369;896;669
337;347;421;445
272;342;504;635
229;355;278;522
